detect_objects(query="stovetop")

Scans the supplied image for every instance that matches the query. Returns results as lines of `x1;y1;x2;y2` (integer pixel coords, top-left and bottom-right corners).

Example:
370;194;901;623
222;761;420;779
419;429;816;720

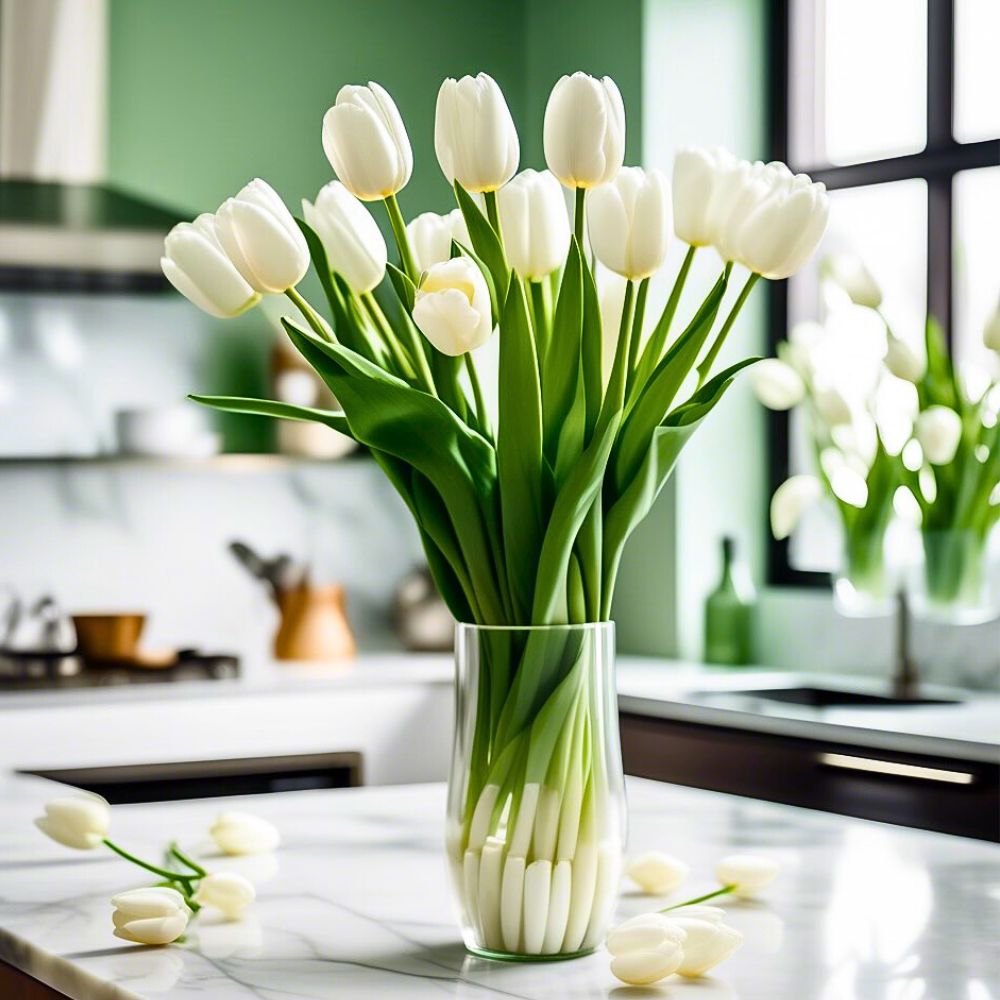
0;648;240;689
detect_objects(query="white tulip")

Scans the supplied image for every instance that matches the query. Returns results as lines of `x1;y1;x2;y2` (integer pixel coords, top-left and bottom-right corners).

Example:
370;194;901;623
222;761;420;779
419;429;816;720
544;72;625;189
625;852;689;895
210;811;280;856
322;82;412;201
302;181;386;294
884;335;926;382
607;913;685;985
813;385;853;427
667;916;744;977
586;167;671;280
215;179;309;294
770;475;822;540
34;794;110;850
751;358;805;410
985;298;1000;353
161;214;261;319
412;257;494;356
111;887;191;945
830;464;869;508
714;159;790;261
406;210;470;275
715;854;780;898
497;169;570;280
822;253;882;309
915;406;963;465
435;73;519;193
720;164;829;279
193;872;256;919
671;146;739;247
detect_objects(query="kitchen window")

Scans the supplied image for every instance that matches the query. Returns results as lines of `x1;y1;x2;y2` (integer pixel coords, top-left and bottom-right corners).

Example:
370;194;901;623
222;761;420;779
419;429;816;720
767;0;1000;586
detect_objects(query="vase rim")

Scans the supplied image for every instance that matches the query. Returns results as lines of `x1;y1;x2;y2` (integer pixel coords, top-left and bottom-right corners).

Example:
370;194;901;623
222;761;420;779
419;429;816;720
455;621;615;633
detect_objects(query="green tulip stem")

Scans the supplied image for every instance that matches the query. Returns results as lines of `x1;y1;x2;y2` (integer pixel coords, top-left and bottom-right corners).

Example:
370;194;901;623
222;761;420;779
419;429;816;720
101;838;195;885
695;271;760;389
604;279;636;416
284;287;332;342
625;277;650;397
383;194;419;283
361;292;421;384
464;354;492;438
633;244;697;394
483;190;505;254
529;279;551;365
660;884;737;912
574;188;586;247
168;842;207;878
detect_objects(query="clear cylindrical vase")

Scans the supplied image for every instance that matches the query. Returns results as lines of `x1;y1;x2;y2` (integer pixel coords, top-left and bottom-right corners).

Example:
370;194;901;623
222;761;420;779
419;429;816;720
445;622;625;961
908;530;1000;624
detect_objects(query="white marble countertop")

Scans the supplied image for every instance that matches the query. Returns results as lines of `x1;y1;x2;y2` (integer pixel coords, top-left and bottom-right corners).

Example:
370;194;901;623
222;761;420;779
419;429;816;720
1;772;997;999
1;654;997;764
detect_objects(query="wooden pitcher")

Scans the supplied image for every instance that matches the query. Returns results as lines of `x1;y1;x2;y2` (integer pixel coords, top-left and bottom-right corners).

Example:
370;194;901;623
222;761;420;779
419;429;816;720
273;584;356;663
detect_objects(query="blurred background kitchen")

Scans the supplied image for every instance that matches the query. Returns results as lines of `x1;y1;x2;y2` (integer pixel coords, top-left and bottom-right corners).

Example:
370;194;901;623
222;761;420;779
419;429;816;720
0;1;997;840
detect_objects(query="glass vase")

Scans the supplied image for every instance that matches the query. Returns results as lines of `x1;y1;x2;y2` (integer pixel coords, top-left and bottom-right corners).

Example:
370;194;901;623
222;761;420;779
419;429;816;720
832;526;895;617
445;622;625;961
908;530;1000;624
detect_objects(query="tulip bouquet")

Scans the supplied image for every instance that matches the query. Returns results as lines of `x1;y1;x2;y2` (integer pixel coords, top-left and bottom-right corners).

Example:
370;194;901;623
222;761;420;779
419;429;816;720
34;795;278;944
161;70;827;956
757;258;908;611
898;309;1000;618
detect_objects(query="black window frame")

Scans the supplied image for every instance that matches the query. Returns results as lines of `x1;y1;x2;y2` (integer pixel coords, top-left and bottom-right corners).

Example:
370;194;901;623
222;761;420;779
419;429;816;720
766;0;1000;588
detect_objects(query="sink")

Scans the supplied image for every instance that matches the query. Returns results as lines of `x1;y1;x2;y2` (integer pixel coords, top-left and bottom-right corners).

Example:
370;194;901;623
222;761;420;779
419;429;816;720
697;686;960;708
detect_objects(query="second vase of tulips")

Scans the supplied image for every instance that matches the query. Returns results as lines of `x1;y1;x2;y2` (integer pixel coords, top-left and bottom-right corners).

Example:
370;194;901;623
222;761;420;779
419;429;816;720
161;68;828;959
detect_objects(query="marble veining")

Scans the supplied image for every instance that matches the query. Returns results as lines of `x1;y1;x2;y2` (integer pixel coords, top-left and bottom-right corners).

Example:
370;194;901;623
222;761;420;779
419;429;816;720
0;774;997;999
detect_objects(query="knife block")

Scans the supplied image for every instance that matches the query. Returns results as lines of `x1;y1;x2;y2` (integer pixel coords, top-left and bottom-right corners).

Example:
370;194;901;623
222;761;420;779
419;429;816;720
273;585;356;663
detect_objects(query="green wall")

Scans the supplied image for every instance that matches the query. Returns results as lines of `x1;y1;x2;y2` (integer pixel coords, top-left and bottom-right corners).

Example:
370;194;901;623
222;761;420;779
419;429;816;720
108;0;526;219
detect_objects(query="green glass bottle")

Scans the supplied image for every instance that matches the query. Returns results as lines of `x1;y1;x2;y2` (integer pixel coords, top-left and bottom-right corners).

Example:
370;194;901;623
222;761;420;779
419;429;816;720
703;536;756;666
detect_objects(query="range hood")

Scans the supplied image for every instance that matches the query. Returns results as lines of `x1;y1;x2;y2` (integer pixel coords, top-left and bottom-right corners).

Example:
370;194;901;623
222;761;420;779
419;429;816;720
0;0;186;291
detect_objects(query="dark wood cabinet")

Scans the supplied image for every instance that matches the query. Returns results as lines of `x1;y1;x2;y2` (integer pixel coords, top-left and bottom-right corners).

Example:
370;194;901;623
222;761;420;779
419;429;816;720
620;712;1000;842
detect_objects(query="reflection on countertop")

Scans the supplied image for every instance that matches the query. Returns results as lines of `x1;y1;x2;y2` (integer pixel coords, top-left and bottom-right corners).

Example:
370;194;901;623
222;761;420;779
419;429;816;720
0;772;997;1000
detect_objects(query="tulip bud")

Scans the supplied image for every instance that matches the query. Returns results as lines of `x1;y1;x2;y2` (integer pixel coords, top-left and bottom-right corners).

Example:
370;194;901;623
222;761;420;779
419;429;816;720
915;406;963;465
813;385;853;427
751;358;806;410
435;73;519;193
215;179;309;294
111;887;191;945
822;253;882;309
668;917;744;977
587;167;671;280
607;913;685;985
497;169;571;280
193;872;256;919
671;146;739;247
210;811;280;856
715;854;780;898
720;165;829;279
985;298;1000;353
770;475;822;540
322;82;413;201
302;181;387;294
35;794;110;850
625;851;689;895
406;210;470;275
161;214;261;319
412;257;494;356
884;334;927;382
544;72;625;189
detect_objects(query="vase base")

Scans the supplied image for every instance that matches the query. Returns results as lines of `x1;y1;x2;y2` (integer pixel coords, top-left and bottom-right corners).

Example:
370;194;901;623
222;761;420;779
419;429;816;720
464;945;596;963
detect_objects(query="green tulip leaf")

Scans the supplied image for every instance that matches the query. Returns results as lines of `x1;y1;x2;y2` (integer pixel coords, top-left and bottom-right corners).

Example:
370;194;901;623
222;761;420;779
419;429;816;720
454;182;509;300
498;276;545;621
